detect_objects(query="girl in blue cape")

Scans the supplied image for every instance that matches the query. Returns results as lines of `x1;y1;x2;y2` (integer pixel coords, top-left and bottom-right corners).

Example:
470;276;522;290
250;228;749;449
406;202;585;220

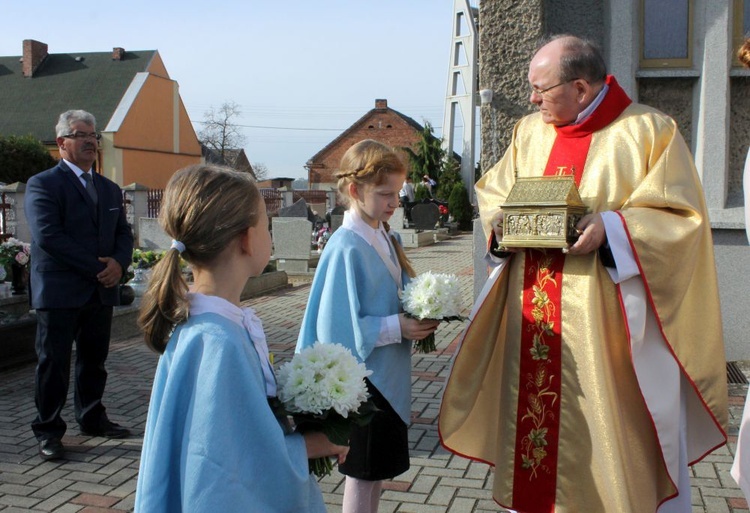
135;164;348;513
297;140;440;513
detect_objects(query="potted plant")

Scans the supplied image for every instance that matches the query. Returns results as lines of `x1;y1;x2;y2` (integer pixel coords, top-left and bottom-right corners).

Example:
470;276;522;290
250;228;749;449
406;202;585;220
129;249;164;297
0;237;31;295
118;265;136;305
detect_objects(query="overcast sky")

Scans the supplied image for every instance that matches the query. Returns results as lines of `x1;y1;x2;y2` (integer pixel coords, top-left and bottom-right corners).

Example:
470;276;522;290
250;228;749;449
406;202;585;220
1;1;461;179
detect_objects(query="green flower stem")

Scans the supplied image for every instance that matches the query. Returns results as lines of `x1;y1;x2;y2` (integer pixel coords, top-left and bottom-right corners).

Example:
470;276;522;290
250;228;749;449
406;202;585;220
309;456;335;478
414;333;437;353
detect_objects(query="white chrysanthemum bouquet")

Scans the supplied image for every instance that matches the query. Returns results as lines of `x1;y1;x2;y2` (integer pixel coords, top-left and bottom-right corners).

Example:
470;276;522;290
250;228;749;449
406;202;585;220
402;271;465;353
276;342;377;477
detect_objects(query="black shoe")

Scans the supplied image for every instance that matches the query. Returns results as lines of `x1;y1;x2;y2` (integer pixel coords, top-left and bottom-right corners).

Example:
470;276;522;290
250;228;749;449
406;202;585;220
80;419;130;439
38;438;64;461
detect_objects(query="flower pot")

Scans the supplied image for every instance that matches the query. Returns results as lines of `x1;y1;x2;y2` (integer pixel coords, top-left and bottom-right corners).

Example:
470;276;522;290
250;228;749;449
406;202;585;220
128;268;150;297
119;284;135;306
10;263;28;295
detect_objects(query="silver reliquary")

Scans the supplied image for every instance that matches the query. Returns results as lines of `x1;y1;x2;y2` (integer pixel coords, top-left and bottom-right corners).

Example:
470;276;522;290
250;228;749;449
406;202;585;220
500;176;587;248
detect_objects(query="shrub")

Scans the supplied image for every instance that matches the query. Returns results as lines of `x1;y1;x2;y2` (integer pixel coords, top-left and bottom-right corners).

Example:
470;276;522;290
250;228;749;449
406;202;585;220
448;182;473;231
0;135;57;184
414;183;431;202
435;157;461;201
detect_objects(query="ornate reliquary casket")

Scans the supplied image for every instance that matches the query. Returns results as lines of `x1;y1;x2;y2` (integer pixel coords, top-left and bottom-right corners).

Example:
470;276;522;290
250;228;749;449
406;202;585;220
500;176;587;248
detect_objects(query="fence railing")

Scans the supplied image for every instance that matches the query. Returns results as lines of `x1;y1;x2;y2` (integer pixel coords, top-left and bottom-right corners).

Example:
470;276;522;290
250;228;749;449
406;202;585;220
0;185;336;246
293;190;328;206
0;192;11;241
260;188;282;216
147;189;164;219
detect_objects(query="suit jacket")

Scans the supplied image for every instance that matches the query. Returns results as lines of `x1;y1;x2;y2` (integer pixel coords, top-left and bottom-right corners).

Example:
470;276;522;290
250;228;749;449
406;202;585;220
24;160;134;309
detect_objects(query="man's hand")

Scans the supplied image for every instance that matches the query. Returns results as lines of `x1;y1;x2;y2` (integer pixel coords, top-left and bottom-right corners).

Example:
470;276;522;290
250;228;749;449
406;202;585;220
566;213;606;256
97;257;123;288
490;210;521;254
490;210;505;242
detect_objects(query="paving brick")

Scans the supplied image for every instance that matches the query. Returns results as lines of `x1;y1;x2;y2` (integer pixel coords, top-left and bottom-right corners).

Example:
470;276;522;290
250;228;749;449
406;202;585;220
0;493;42;509
702;495;731;513
427;485;457;506
448;497;477;512
69;493;119;508
30;478;75;500
32;490;79;512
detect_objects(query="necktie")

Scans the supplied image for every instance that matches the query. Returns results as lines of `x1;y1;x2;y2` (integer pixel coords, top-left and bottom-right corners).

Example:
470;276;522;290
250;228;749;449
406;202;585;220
82;172;98;205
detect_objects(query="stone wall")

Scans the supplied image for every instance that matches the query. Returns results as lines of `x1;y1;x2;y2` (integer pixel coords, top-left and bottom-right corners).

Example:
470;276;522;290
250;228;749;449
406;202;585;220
544;0;604;48
637;77;695;151
478;0;543;171
730;77;750;207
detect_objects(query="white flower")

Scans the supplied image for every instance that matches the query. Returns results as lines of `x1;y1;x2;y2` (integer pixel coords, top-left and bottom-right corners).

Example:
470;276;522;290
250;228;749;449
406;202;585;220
15;252;29;265
402;271;463;320
277;342;372;418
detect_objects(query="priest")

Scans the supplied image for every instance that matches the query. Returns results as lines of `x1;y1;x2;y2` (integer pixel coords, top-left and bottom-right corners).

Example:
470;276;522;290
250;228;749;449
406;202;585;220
439;34;728;513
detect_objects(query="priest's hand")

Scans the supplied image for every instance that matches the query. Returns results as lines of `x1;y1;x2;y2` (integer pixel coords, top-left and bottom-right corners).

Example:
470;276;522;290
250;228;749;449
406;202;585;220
490;210;505;241
566;213;606;255
489;210;521;254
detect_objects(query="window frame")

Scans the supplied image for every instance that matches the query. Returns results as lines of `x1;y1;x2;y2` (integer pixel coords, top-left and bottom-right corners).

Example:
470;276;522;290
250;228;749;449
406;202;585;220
733;0;749;67
639;0;694;69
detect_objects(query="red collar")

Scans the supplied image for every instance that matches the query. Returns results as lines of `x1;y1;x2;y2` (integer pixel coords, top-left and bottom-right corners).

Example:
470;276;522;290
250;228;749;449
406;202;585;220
554;75;632;138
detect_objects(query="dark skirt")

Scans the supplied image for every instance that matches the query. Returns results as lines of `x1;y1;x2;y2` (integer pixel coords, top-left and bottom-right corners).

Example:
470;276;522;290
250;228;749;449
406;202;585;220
338;379;409;481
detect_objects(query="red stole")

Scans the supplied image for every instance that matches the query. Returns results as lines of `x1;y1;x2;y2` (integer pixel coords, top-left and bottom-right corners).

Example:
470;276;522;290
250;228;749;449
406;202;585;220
511;76;631;513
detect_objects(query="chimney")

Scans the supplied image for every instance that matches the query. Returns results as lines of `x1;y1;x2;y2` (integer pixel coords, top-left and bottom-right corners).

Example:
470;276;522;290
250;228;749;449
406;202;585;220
375;99;388;110
22;39;48;78
112;47;125;61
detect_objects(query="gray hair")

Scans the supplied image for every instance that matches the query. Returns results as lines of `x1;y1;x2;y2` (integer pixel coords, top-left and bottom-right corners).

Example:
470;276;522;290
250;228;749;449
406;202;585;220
539;34;607;84
55;110;97;137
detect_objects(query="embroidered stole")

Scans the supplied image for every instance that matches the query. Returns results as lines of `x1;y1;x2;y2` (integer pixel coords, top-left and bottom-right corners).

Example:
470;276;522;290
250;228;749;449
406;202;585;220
511;76;632;512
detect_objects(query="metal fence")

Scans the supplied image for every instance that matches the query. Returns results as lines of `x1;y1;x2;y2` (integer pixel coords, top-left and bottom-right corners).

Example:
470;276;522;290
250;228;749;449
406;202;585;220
293;190;329;206
260;188;282;216
137;188;311;219
147;189;164;219
0;192;11;241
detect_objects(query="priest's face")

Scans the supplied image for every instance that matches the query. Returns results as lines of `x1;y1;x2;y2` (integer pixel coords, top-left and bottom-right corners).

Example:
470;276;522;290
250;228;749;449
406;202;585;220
528;40;585;126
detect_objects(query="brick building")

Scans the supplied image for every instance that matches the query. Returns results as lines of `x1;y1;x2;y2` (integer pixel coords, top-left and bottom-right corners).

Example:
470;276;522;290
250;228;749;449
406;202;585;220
305;99;424;189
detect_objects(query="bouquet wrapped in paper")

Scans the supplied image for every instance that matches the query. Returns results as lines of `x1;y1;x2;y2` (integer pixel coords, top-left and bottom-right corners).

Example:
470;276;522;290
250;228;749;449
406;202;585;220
276;342;377;477
402;271;465;353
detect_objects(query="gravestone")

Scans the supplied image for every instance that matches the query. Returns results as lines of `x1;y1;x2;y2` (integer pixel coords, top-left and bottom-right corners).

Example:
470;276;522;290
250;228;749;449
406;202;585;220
328;205;346;233
138;218;172;249
271;217;318;272
411;202;440;231
330;215;344;233
390;207;405;230
278;198;308;218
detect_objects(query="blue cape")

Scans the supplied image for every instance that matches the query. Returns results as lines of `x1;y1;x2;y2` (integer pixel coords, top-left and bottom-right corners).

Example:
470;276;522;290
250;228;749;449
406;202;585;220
136;312;325;513
297;228;412;424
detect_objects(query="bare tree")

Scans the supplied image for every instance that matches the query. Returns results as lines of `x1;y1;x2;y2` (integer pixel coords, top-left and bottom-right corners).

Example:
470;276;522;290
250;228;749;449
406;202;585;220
251;162;269;181
198;101;247;163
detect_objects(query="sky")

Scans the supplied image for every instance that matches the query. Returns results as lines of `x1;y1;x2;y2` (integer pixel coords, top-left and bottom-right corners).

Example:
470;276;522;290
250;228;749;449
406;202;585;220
1;1;460;180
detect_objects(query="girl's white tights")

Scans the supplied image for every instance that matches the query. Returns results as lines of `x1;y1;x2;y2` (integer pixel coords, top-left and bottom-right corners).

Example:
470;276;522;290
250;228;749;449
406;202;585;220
342;476;383;513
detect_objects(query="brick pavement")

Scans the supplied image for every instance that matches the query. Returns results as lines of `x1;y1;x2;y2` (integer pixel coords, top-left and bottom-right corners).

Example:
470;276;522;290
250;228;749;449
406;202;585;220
0;233;747;512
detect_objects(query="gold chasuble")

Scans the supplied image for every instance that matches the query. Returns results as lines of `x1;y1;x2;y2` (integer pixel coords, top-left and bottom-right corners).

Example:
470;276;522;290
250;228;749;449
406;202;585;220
438;76;728;513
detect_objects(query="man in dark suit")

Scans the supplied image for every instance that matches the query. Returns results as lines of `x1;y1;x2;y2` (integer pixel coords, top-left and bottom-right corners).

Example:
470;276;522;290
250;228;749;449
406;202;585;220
25;110;134;460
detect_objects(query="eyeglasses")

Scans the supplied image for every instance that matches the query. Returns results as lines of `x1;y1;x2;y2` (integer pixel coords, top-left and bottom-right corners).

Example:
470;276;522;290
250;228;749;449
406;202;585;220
62;131;102;141
530;79;578;98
